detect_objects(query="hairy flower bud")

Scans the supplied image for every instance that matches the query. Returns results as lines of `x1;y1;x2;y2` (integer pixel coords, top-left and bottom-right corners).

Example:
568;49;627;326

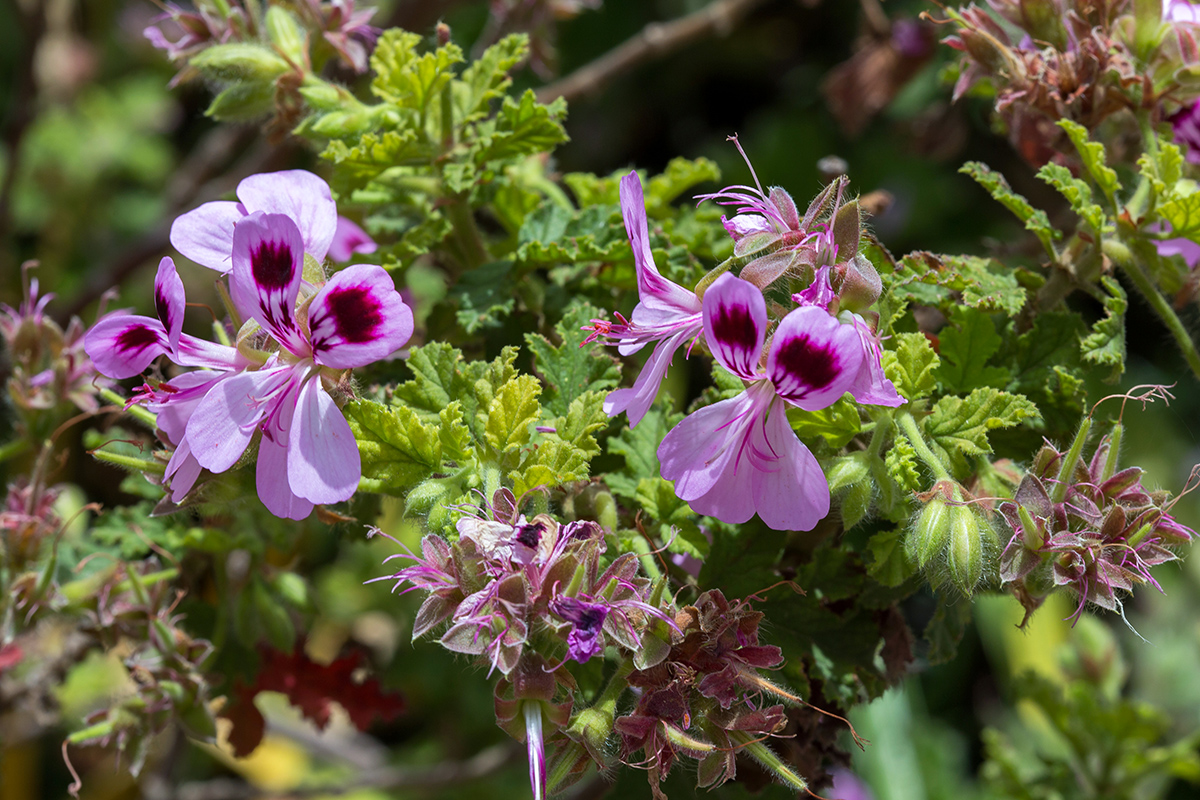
907;492;951;569
947;503;991;595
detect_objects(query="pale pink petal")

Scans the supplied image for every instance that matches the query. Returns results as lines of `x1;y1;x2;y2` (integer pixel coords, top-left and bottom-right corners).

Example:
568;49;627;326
169;200;244;272
702;272;767;381
604;324;698;427
174;334;247;370
750;397;829;531
308;264;413;369
230;211;307;355
766;305;863;411
620;172;702;322
658;388;767;523
722;213;771;240
847;319;904;408
257;434;315;519
153;257;186;352
186;365;292;473
288;375;360;504
84;313;169;379
165;438;202;503
329;216;378;261
236;170;338;262
153;370;229;443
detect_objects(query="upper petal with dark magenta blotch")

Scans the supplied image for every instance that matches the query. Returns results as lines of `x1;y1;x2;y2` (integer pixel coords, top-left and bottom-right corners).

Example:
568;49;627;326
230;212;306;354
169;200;244;272
308;264;413;369
84;313;169;379
153;257;186;352
766;306;863;410
329;216;378;261
702;272;767;381
236;170;338;262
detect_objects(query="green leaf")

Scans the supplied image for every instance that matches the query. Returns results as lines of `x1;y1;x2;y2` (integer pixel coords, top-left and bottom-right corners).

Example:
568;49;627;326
1137;141;1183;195
454;34;528;123
345;400;443;494
1057;119;1120;199
924;591;973;665
698;521;784;599
393;343;519;442
1080;275;1127;381
643;157;721;208
371;32;463;115
635;477;706;561
926;388;1040;464
881;333;940;401
889;252;1027;316
1157;190;1200;238
514;201;626;268
959;161;1059;256
511;438;589;496
89;502;184;560
935;307;1010;393
439;402;473;463
549;390;609;458
866;528;916;588
320;130;433;186
485;374;542;454
449;259;515;334
526;302;621;417
474;90;568;164
606;405;679;499
785;396;862;448
884;435;922;493
1037;162;1107;231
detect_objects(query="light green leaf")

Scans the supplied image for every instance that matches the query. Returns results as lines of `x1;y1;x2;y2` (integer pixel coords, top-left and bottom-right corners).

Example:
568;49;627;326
346;400;443;494
449;259;515;334
1137;140;1183;195
439;402;473;463
474;90;568;164
511;438;589;496
550;391;610;457
635;477;707;560
785;396;862;448
935;307;1010;393
514;201;625;268
1158;191;1200;238
644;157;721;208
371;32;463;114
926;388;1040;462
320;130;433;186
607;405;679;499
890;252;1027;316
881;333;940;401
526;303;621;416
454;34;528;123
1080;275;1127;381
1037;162;1107;231
485;374;542;453
1057;119;1120;199
884;435;922;493
959;161;1059;257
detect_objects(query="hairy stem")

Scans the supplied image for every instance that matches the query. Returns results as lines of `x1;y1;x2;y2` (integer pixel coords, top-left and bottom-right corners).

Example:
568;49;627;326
897;412;950;481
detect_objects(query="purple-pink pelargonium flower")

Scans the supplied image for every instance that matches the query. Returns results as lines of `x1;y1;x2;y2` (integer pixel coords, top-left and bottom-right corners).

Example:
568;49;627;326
170;170;338;274
84;257;243;379
658;272;865;531
585;172;702;427
329;216;378;261
184;212;413;519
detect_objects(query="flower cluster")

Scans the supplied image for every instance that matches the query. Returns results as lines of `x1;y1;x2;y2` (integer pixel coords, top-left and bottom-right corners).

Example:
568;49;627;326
587;148;901;531
999;420;1195;626
371;491;807;798
84;170;412;519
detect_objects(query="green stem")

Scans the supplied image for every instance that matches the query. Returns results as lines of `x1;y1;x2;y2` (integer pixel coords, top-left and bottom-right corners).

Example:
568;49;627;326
444;194;490;272
1103;239;1200;379
727;730;808;793
99;388;157;429
628;535;663;583
897;412;950;481
866;413;893;460
1051;416;1092;504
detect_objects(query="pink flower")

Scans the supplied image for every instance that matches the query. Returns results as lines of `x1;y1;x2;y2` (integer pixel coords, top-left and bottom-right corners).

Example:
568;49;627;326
329;216;378;261
84;257;242;379
169;170;338;274
658;273;864;531
185;212;413;519
1165;0;1200;23
585;172;702;427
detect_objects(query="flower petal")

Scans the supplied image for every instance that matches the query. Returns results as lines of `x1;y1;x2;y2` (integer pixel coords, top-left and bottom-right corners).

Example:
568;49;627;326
187;365;292;473
846;318;904;408
287;375;360;504
308;264;413;369
230;211;307;354
84;313;169;379
169;200;244;272
153;257;186;351
236;170;338;262
165;439;202;503
620;173;702;321
258;433;315;520
329;216;378;261
658;388;766;524
604;324;698;427
702;272;766;380
749;397;829;531
766;306;863;410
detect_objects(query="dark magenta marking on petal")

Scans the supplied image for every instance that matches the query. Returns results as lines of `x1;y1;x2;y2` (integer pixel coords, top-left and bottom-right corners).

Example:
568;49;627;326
322;285;383;343
251;239;296;290
154;286;171;327
116;324;160;352
711;301;758;356
774;334;839;390
514;520;545;549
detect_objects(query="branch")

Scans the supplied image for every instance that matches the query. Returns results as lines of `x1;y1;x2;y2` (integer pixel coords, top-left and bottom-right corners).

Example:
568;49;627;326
536;0;771;104
169;743;519;800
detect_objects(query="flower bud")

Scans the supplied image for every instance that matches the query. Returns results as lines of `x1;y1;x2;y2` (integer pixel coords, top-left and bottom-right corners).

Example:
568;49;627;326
946;504;988;595
265;6;307;65
906;493;950;569
190;43;291;83
833;253;882;313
